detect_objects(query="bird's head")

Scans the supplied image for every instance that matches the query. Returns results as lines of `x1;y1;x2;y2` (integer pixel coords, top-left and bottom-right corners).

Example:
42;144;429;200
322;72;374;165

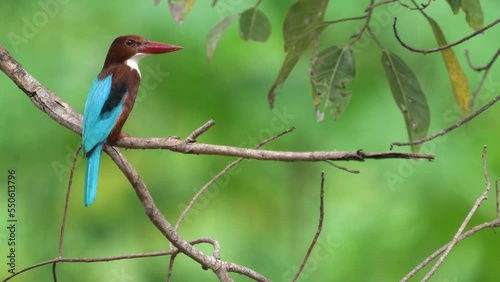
103;35;182;68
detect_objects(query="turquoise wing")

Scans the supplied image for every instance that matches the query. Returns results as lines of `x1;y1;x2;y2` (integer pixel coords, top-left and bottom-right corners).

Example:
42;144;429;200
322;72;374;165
82;75;124;154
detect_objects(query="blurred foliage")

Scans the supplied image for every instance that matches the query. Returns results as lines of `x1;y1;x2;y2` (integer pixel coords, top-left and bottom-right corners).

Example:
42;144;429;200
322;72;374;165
1;0;500;281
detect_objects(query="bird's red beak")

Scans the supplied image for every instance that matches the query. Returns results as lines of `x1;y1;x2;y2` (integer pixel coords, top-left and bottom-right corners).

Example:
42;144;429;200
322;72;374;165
138;41;183;54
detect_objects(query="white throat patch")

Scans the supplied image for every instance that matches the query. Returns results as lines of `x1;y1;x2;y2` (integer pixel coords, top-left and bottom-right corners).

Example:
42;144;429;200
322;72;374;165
126;53;149;77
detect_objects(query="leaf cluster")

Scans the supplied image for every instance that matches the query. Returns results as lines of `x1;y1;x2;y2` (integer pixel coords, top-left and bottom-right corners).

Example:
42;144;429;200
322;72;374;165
166;0;489;153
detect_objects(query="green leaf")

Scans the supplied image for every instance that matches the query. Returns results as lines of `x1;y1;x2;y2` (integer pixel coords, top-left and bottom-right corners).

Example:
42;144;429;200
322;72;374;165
445;0;461;14
425;15;469;116
283;0;328;52
381;51;430;153
268;0;329;108
310;45;355;121
461;0;484;30
206;14;237;63
239;8;271;42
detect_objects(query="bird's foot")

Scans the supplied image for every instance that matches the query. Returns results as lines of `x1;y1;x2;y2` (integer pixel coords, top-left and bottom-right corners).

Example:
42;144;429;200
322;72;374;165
117;133;130;139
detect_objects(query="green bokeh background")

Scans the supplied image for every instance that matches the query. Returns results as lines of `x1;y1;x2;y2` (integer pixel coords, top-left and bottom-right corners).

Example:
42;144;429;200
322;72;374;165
1;0;500;281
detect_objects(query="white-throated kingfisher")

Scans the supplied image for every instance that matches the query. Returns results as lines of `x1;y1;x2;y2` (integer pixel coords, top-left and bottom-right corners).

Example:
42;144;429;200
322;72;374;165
82;35;182;206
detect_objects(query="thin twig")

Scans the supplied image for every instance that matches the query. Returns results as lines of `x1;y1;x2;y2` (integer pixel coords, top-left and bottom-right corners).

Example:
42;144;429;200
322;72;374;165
401;219;500;281
174;126;297;236
166;252;178;282
496;180;499;219
350;0;376;44
323;160;359;174
392;17;500;54
186;120;216;142
402;146;499;281
324;15;367;25
400;0;433;10
52;145;81;282
167;238;221;281
292;171;326;282
467;49;500;111
421;146;491;281
365;0;398;10
3;251;176;282
465;48;500;72
51;263;57;282
2;238;232;282
58;145;81;257
367;25;384;49
391;95;500;149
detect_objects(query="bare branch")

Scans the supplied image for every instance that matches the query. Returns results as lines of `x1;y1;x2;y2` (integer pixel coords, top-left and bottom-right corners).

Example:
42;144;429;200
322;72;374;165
402;219;500;281
421;146;492;281
292;171;326;282
174;126;297;235
186;120;216;142
324;160;359;174
3;251;175;282
51;263;57;282
465;48;500;72
367;0;432;11
402;146;500;281
350;0;375;44
51;145;81;281
392;17;500;54
117;137;434;161
496;180;499;219
57;145;81;257
324;15;367;25
467;49;500;111
391;95;500;149
167;238;222;281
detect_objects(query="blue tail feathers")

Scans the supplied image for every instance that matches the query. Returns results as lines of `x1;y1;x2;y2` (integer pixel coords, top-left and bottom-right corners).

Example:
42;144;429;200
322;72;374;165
84;143;103;206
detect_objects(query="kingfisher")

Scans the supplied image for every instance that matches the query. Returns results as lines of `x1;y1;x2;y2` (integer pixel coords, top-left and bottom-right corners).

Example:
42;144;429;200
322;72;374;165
82;35;182;207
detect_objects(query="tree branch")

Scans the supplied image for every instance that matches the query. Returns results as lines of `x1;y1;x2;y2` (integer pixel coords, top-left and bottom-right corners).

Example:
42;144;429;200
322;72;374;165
0;45;434;163
402;146;500;281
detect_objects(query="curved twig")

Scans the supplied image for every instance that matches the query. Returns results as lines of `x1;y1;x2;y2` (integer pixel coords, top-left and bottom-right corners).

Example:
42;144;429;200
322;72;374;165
292;171;326;282
391;95;500;149
174;126;297;237
392;17;500;54
467;49;500;111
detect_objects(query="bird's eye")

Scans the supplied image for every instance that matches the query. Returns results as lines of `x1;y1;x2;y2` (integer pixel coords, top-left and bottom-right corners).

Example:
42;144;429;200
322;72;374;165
125;39;135;46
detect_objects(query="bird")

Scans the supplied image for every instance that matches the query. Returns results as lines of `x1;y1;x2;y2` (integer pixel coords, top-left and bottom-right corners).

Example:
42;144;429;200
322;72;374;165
82;35;182;207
